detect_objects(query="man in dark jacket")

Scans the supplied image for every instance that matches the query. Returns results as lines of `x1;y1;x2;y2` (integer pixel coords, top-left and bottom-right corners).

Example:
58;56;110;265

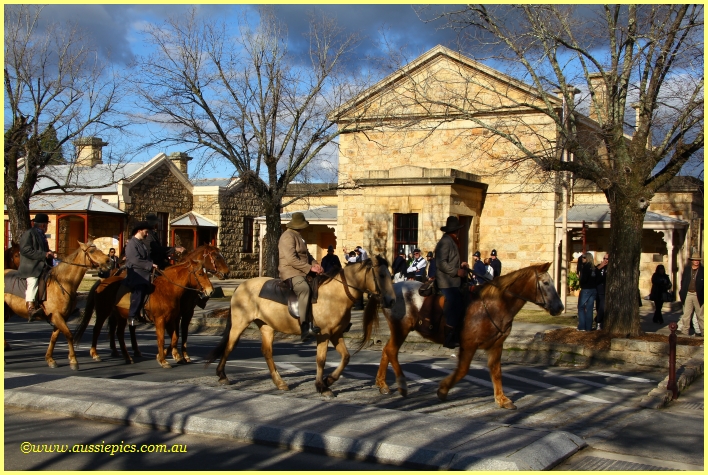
426;251;437;280
677;253;704;337
489;249;502;278
471;251;488;285
18;213;54;320
435;216;469;349
125;221;157;326
145;212;184;269
320;245;341;274
392;250;408;282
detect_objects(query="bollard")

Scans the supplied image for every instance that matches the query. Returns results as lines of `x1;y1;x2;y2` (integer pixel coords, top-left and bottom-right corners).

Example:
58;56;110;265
667;322;678;400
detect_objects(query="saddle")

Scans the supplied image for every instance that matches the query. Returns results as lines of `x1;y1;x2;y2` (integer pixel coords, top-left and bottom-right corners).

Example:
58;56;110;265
413;293;446;339
4;268;50;302
258;274;321;320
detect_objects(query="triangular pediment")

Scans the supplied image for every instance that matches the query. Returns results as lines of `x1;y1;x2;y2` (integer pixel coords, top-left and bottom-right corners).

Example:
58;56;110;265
332;45;560;123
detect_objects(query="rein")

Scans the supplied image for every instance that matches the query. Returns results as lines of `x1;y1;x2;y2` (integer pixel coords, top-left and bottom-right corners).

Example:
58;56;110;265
154;266;209;296
333;265;381;302
55;245;103;269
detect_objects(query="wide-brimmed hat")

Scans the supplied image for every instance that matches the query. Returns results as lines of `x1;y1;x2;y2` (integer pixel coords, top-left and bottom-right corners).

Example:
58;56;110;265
286;212;309;230
32;213;49;223
145;212;158;223
491;249;497;257
131;221;152;235
440;216;464;233
689;251;703;262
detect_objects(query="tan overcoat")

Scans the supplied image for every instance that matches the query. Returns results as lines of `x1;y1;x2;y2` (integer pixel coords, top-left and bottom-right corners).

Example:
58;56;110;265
278;228;317;281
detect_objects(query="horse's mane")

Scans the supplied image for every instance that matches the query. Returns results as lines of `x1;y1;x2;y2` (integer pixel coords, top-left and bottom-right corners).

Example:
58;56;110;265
180;244;220;261
476;264;543;299
316;255;389;286
50;245;88;275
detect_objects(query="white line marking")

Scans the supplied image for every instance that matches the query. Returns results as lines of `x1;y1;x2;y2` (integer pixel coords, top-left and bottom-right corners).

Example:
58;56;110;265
402;371;437;385
580;370;657;383
430;364;522;395
524;368;636;394
501;373;610;403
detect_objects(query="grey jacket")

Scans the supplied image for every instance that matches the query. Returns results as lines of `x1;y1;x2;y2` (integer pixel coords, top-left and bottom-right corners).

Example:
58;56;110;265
18;227;50;278
125;236;153;287
435;234;462;289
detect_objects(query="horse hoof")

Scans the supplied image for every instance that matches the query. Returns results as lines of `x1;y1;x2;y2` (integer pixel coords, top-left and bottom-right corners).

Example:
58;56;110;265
183;356;192;363
92;355;102;362
157;357;171;369
133;351;143;358
70;363;79;371
324;376;336;387
501;400;517;410
47;361;58;369
218;377;230;386
437;388;448;402
398;388;408;397
379;387;391;395
277;384;290;391
321;390;335;399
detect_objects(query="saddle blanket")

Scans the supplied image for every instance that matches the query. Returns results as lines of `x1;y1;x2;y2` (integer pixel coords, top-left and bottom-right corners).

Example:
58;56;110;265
4;270;47;302
258;279;299;319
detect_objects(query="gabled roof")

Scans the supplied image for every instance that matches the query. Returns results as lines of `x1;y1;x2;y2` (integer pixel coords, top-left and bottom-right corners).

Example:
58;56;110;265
331;44;561;121
170;211;217;227
255;206;338;224
4;194;125;214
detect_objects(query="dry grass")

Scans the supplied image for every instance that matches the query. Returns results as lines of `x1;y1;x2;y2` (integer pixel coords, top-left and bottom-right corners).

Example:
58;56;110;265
513;309;576;327
543;327;704;351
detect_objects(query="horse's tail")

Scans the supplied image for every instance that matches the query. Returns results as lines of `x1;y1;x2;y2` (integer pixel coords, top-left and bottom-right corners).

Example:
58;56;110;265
73;279;101;345
205;312;232;367
353;294;380;354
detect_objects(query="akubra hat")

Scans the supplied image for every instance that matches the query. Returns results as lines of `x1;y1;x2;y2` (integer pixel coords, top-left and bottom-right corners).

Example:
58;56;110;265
440;216;464;233
286;212;309;230
131;220;152;235
145;212;159;223
689;251;703;263
32;213;49;223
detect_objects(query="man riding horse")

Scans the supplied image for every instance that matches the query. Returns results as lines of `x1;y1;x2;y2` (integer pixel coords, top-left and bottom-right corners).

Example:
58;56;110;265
278;212;324;341
125;221;158;326
18;213;55;321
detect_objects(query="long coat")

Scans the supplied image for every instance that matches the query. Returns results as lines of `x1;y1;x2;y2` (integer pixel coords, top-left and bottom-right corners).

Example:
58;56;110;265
679;265;704;306
125;236;153;287
278;228;317;281
18;227;50;278
434;234;461;289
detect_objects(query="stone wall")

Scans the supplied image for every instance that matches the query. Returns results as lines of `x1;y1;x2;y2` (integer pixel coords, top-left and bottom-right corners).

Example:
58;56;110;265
216;182;264;278
88;215;122;254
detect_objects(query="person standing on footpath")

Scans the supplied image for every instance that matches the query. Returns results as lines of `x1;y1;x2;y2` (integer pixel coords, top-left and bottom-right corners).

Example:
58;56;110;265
577;252;597;331
18;213;54;321
650;264;671;325
407;248;428;282
426;251;436;281
489;249;502;278
435;216;469;349
594;253;609;330
677;253;704;337
392;250;408;283
320;245;341;274
125;221;157;326
144;212;184;269
471;251;487;285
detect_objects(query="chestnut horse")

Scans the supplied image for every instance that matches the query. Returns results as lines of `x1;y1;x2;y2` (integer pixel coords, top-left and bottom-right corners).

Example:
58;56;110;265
364;262;563;409
74;259;214;368
4;241;112;369
206;256;396;397
4;241;21;270
102;245;229;362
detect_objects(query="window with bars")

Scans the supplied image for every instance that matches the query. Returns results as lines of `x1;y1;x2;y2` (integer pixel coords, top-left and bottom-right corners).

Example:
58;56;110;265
393;213;418;256
243;216;254;253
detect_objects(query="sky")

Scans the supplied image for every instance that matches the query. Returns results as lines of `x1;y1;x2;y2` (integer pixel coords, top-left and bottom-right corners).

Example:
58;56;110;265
12;4;704;181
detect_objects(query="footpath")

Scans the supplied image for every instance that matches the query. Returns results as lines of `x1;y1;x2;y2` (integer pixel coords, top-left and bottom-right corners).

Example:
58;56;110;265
5;279;703;470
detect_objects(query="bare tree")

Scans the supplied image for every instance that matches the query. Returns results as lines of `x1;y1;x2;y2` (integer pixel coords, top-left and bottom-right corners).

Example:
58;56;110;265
4;5;126;242
133;7;378;276
397;5;703;336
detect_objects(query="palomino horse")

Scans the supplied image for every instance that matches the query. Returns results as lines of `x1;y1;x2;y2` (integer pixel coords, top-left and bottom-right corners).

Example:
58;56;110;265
4;241;112;369
206;256;396;397
102;244;229;362
74;259;214;368
4;241;20;270
365;262;563;409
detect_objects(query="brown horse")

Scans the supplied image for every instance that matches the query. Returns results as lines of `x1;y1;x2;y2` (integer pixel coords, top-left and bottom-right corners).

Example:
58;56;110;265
74;259;214;368
102;244;229;362
4;241;20;270
206;256;396;397
365;262;563;409
4;241;112;369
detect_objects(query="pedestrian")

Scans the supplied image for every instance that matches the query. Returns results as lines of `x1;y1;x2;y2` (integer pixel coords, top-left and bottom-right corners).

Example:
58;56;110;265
471;251;487;285
595;253;609;330
18;213;54;321
489;249;502;277
650;264;671;325
407;252;414;266
125;221;157;326
435;216;469;349
320;245;341;274
483;257;494;279
355;245;368;261
406;248;428;282
677;253;704;337
98;247;120;278
278;212;324;341
426;251;436;280
343;250;364;309
144;212;184;270
392;250;408;283
577;252;597;331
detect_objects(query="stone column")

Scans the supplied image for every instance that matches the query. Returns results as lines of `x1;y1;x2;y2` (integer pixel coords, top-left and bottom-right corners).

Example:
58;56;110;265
660;229;675;299
258;222;267;277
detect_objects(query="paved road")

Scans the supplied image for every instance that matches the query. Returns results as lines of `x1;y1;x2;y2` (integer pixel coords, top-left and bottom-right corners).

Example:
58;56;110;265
5;320;666;439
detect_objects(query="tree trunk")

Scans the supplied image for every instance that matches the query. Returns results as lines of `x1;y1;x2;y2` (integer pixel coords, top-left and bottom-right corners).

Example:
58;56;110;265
604;193;646;336
5;192;31;245
262;200;283;278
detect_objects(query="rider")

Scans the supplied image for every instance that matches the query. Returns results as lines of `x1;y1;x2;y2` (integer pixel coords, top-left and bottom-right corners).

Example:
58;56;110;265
145;212;184;269
18;213;54;321
125;221;157;326
434;216;469;349
278;212;324;341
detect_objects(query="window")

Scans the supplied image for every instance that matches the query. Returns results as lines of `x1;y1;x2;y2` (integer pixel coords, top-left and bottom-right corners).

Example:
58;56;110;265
156;212;168;245
243;216;254;253
394;213;418;256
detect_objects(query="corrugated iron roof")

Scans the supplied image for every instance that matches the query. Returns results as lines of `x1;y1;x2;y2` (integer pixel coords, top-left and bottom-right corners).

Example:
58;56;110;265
557;204;687;224
170;211;217;227
19;194;125;214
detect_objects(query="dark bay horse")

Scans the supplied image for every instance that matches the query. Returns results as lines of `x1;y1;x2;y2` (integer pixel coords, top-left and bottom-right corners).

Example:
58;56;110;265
74;259;214;368
4;241;20;270
365;262;563;409
206;256;396;397
4;241;112;369
102;245;229;362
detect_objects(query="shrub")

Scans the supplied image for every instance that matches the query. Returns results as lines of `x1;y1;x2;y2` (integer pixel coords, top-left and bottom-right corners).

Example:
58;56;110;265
567;271;580;291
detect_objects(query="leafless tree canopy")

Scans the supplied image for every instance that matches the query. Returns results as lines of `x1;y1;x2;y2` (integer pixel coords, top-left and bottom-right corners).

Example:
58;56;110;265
4;5;126;239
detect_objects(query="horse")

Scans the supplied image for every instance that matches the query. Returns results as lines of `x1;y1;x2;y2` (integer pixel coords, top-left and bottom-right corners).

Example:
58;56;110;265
4;241;112;369
4;241;20;270
205;256;396;397
364;262;563;409
102;244;229;362
74;259;214;368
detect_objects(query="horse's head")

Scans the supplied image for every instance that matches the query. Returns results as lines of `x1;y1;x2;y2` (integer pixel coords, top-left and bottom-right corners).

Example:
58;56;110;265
78;241;112;272
370;255;396;309
535;262;564;316
182;245;229;279
186;259;215;299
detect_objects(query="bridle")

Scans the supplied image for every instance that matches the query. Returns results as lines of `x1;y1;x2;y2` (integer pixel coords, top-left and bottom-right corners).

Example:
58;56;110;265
54;244;105;269
334;263;382;302
202;248;226;279
154;264;211;299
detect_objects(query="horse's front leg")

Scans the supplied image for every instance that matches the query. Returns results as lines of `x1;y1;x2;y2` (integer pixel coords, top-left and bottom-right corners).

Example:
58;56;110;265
180;309;194;363
167;319;182;364
257;323;289;390
437;343;476;402
314;335;333;397
53;317;79;371
45;327;61;369
129;325;142;358
487;343;516;409
324;332;350;388
155;318;171;369
109;313;119;357
117;317;133;364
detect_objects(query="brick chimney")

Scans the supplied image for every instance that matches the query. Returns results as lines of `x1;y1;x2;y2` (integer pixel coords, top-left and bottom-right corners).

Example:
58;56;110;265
74;137;108;167
169;152;192;177
587;73;606;123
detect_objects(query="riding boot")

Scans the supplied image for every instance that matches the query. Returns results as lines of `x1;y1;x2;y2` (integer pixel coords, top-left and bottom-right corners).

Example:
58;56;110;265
443;324;459;349
300;314;321;342
26;301;46;322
